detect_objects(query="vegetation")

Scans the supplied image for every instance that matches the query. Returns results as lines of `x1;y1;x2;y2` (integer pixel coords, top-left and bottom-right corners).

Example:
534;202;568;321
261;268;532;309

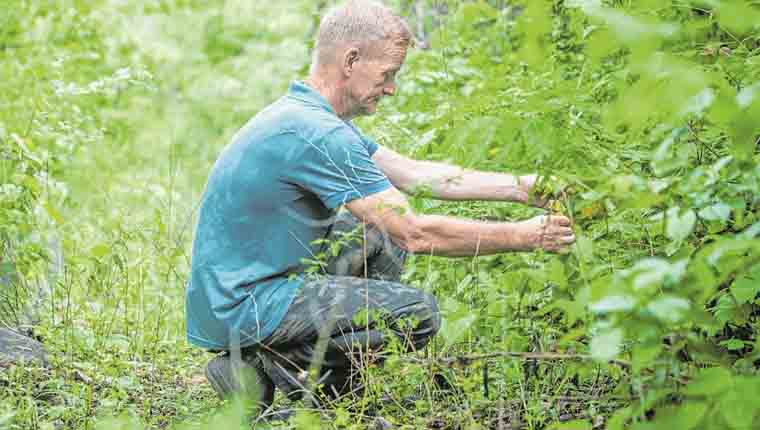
1;0;759;429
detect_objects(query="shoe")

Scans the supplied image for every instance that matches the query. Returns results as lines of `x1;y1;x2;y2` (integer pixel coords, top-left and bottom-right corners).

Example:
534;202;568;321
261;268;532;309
205;353;275;408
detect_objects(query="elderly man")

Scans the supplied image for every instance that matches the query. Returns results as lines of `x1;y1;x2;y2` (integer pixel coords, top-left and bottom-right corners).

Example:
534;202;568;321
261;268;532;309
186;0;575;411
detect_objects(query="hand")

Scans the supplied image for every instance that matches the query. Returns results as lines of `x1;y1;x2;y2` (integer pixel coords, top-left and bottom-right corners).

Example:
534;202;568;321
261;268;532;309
517;174;552;208
521;175;574;210
517;214;576;253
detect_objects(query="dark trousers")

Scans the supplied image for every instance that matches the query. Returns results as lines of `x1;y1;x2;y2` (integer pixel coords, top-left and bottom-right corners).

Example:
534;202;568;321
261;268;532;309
247;212;441;403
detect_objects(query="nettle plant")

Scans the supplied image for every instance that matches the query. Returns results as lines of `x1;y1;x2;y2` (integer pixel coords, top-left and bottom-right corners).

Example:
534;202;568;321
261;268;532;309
364;0;760;427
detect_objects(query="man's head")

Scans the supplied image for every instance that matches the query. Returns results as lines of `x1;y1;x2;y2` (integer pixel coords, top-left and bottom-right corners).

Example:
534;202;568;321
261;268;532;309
309;1;413;119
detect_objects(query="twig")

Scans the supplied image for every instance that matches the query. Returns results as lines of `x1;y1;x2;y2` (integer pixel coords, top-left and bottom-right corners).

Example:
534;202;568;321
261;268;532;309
686;122;721;159
405;351;631;368
483;361;490;399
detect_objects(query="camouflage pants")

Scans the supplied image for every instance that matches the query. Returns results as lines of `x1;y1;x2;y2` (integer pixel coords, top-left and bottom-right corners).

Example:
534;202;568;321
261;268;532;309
248;211;441;403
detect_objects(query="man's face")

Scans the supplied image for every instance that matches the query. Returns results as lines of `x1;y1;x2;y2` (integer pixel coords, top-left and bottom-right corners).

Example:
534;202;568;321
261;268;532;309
345;40;407;117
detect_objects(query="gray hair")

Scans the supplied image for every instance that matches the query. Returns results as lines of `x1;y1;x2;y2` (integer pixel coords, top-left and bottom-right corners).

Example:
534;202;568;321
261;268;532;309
310;0;413;73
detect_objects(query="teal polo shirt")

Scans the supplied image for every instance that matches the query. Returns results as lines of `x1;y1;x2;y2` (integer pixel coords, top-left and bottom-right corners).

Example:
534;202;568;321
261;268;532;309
185;81;392;350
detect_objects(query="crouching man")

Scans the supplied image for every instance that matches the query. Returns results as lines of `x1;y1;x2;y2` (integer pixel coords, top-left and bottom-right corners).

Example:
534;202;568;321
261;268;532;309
185;0;575;412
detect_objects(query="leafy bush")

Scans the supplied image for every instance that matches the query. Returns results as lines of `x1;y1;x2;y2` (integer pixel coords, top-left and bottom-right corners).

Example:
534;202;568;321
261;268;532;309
362;0;760;428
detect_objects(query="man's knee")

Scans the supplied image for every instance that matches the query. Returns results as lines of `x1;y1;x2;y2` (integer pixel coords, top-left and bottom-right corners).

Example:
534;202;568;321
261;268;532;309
417;290;441;342
394;289;440;350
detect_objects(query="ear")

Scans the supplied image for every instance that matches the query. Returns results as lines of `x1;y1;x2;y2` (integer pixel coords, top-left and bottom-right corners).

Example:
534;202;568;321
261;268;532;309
341;47;360;77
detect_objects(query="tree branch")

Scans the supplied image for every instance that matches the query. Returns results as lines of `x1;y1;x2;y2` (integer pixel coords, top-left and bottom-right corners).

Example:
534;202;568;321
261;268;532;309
404;351;631;368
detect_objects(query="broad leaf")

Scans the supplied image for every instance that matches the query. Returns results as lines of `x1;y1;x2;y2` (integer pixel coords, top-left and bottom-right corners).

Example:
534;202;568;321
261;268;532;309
666;207;696;242
591;327;623;361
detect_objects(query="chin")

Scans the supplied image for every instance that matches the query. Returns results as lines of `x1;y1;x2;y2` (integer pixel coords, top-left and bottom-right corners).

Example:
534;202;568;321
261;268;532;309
355;107;376;117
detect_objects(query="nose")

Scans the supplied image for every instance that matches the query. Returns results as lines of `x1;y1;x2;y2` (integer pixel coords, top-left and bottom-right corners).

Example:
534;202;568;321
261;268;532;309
383;83;396;96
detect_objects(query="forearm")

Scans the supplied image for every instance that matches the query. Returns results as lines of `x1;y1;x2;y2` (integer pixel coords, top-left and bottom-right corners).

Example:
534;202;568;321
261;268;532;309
373;146;534;203
401;160;530;203
346;187;574;257
408;214;528;257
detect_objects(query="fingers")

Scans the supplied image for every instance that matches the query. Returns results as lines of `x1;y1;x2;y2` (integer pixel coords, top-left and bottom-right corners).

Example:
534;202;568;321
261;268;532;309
553;227;574;237
541;227;576;252
546;235;575;248
548;215;571;227
522;214;577;253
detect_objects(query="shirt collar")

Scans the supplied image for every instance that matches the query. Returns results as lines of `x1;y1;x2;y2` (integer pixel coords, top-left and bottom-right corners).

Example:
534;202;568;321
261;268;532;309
287;80;337;115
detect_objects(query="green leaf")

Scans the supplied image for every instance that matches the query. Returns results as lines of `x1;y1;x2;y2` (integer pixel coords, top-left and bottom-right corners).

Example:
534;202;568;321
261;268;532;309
43;201;64;225
666;207;696;242
684;367;732;396
21;175;40;194
731;273;760;304
548;258;568;288
676;401;709;429
574;234;594;263
458;1;498;23
714;294;749;326
547;419;591;430
653;127;689;176
293;409;322;429
590;295;636;313
719;338;745;351
439;297;477;350
0;262;15;277
720;378;760;429
590;327;623;361
715;1;760;34
646;296;690;323
516;2;553;68
90;244;110;259
698;203;731;222
651;401;708;430
632;343;662;373
606;406;632;430
631;258;687;290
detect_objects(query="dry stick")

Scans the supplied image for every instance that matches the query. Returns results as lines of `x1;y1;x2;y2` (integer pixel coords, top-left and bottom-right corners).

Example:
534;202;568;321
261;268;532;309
404;351;631;369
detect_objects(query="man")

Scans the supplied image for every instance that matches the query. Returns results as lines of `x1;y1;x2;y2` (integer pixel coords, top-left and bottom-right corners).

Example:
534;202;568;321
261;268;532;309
186;0;575;412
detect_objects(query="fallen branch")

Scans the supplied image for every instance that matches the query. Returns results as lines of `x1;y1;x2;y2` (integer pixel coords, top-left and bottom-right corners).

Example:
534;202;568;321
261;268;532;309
404;351;630;368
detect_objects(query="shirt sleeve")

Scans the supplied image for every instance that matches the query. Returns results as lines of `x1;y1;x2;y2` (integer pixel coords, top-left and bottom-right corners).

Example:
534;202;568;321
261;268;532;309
291;125;392;209
345;121;381;156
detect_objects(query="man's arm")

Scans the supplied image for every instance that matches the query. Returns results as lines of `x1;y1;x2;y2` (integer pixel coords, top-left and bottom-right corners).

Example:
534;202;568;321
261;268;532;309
346;186;575;257
372;146;540;204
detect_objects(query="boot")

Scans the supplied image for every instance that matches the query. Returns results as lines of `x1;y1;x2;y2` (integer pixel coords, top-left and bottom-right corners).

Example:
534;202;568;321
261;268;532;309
205;352;275;409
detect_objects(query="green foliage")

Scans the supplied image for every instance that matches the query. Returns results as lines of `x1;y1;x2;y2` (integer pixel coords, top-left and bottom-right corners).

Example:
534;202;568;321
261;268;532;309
0;0;126;327
361;0;760;428
1;1;311;429
3;0;760;429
